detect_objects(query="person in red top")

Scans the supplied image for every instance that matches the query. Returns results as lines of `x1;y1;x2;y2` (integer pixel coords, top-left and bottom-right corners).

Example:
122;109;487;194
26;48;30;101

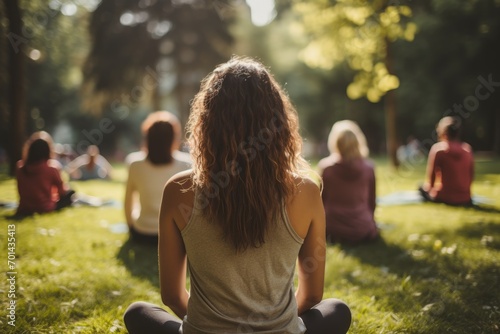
15;132;74;216
318;120;379;244
419;116;474;206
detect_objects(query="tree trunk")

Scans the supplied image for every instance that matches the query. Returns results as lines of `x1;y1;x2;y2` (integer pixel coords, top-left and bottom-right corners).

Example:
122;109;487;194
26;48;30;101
384;89;399;168
152;78;161;111
494;107;500;156
385;38;400;168
175;64;196;130
4;0;26;176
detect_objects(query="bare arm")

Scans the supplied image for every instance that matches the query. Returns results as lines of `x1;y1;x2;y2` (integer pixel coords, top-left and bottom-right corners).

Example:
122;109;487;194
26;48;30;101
124;165;136;228
369;164;376;213
424;145;438;189
294;180;326;315
466;144;474;181
158;175;190;318
97;155;114;178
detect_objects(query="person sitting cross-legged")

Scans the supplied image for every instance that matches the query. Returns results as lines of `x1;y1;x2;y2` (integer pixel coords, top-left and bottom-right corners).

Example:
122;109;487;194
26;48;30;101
15;131;74;217
318;120;379;245
123;57;351;334
419;116;474;206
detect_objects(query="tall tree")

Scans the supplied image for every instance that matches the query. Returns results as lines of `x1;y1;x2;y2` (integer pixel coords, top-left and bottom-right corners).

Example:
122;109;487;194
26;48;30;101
82;0;235;125
1;1;92;174
291;0;417;166
2;0;26;175
394;0;500;155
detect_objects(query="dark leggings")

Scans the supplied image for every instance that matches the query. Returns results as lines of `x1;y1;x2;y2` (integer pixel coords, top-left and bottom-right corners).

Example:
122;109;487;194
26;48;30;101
129;225;158;246
124;299;351;334
56;190;75;210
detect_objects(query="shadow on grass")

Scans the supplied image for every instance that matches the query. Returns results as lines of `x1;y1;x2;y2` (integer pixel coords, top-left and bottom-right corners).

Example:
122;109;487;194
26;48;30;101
338;237;437;278
341;226;500;332
455;220;500;249
470;204;500;214
117;238;159;288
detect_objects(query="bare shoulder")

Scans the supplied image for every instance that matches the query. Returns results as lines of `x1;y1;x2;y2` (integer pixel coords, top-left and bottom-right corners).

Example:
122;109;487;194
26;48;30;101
461;142;473;153
287;176;323;239
48;159;63;170
294;176;321;197
431;141;448;153
162;169;195;229
166;169;193;187
164;169;194;202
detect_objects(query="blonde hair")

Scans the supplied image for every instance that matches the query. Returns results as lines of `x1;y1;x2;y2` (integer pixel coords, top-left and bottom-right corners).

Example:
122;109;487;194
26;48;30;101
327;120;369;161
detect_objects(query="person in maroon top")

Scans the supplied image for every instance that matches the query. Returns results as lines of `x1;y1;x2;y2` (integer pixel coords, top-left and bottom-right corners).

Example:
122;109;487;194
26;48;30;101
419;116;474;206
318;120;379;244
15;132;74;216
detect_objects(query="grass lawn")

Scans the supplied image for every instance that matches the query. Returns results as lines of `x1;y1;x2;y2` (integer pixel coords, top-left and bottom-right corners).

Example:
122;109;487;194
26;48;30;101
1;158;499;333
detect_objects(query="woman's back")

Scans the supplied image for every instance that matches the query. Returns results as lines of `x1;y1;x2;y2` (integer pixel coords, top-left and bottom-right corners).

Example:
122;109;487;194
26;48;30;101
321;157;377;243
163;171;322;334
430;141;473;204
16;161;63;214
182;188;304;333
321;158;375;214
127;157;191;234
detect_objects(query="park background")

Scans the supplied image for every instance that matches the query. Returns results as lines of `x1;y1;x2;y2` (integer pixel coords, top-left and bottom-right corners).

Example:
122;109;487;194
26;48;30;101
1;0;500;333
1;0;500;169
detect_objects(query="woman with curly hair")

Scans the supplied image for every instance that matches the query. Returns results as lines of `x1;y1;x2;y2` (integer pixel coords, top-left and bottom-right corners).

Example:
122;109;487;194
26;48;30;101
124;57;351;334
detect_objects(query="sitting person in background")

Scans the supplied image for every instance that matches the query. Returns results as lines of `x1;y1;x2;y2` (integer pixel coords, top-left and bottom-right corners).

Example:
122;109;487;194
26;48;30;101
54;143;75;168
124;113;191;166
16;131;74;216
66;145;113;181
419;116;474;206
397;135;423;164
124;111;191;244
318;120;379;244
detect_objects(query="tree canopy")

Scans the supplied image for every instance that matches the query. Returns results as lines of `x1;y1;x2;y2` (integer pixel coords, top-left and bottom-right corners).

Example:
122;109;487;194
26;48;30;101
82;0;235;124
1;0;499;174
292;0;417;103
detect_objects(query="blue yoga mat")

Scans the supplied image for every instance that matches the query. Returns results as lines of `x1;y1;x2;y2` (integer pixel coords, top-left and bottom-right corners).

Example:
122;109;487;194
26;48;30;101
377;191;494;206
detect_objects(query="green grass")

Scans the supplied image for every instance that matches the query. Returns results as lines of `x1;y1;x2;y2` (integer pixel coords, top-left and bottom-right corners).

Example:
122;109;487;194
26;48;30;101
1;158;499;333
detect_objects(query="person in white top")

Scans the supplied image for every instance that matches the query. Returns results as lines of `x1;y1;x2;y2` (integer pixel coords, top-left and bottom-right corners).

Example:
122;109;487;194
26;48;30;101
124;111;191;244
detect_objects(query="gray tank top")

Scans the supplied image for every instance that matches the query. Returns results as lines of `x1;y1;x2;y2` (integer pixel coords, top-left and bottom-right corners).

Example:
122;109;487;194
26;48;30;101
181;194;305;334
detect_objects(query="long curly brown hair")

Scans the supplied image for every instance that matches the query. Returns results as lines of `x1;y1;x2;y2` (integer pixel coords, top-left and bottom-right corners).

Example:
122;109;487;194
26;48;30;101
187;56;310;252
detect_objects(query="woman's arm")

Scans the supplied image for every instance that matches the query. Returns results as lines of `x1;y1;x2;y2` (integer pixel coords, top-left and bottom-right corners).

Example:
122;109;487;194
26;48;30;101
52;166;67;197
424;144;438;189
97;155;113;178
294;180;326;315
158;176;190;319
369;164;376;213
124;166;136;228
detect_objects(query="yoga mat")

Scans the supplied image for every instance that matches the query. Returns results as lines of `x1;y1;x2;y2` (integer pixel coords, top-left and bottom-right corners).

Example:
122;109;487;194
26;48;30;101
377;190;495;206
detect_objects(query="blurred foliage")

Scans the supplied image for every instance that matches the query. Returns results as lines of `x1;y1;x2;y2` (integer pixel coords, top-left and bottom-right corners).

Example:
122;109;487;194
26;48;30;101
20;1;90;134
0;0;91;156
1;0;499;164
82;0;235;124
262;0;500;155
392;0;500;152
292;0;416;103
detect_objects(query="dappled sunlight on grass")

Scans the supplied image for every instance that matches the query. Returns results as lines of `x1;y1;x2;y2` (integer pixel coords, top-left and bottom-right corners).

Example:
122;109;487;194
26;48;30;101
0;159;499;333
